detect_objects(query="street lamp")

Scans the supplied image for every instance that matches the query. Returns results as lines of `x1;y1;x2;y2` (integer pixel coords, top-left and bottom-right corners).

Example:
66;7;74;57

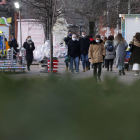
14;2;22;50
79;21;83;36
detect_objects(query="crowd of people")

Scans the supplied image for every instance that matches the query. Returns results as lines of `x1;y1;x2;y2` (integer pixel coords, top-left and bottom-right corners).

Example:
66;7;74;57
8;31;140;79
64;31;140;81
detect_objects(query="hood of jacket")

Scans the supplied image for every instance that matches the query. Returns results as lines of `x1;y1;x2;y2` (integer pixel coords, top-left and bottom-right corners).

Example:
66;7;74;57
105;40;113;45
130;37;140;47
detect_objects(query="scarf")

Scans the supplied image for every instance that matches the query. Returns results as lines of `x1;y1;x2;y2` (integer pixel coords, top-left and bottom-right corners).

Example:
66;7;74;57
27;40;33;49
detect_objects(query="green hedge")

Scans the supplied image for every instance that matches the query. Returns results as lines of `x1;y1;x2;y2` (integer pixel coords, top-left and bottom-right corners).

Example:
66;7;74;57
0;75;140;140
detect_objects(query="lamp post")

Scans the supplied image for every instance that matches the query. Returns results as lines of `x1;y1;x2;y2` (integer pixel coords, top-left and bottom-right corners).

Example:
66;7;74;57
14;2;22;50
128;0;131;14
79;21;83;36
107;0;109;38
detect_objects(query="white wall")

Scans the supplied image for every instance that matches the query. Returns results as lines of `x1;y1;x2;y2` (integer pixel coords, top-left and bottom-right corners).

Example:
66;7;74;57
17;20;45;48
125;17;140;44
0;26;9;41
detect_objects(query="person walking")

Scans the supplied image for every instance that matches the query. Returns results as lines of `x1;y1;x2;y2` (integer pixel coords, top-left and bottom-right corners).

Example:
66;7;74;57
23;36;35;71
88;35;105;81
104;35;115;71
79;31;90;72
114;33;128;75
68;34;80;73
8;35;18;59
129;32;140;76
64;31;72;71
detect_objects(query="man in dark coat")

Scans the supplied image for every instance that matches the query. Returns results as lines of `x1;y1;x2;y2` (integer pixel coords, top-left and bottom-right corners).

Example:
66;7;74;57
64;31;72;71
79;31;90;72
68;34;80;73
23;36;35;71
8;35;18;59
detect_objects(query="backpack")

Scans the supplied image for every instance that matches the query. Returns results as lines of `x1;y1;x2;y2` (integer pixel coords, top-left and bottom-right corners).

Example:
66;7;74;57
106;44;114;52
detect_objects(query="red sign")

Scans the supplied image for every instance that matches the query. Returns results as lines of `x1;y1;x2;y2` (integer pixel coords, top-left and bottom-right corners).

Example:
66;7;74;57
0;0;6;5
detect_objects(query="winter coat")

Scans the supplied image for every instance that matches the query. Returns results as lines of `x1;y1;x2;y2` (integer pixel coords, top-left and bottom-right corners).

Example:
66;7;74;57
64;36;72;46
114;40;128;66
79;36;90;55
23;41;35;60
68;40;80;58
8;39;18;54
88;40;105;64
104;40;115;60
129;37;140;65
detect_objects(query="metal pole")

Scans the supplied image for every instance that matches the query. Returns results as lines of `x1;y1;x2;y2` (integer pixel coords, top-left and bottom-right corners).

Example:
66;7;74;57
19;10;22;49
49;0;53;75
117;0;119;34
128;0;131;14
107;0;109;37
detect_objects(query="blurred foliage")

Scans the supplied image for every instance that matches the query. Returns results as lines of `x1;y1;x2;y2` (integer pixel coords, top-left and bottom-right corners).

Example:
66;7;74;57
0;75;140;140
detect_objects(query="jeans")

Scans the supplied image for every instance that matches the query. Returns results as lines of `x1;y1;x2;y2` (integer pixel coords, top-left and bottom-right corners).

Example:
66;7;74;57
118;65;124;71
93;63;102;80
70;57;79;72
81;54;89;70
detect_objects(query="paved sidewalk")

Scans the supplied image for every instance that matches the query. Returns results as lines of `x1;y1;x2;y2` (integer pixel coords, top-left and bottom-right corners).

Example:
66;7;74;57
4;58;140;84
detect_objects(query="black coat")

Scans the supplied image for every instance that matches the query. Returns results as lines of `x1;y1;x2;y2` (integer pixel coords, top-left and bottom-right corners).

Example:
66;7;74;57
8;40;18;54
129;45;140;64
79;36;90;55
68;40;80;57
64;36;72;46
23;41;35;60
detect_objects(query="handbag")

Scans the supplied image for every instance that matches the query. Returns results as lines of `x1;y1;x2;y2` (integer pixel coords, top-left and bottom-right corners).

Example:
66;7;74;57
129;39;134;53
129;44;134;52
64;55;70;63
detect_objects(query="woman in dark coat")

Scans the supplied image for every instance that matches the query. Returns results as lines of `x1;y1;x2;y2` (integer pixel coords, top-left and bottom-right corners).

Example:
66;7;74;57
23;36;35;71
129;32;140;76
8;35;18;59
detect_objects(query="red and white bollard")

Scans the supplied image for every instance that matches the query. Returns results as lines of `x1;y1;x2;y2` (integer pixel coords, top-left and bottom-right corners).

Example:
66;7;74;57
47;60;59;73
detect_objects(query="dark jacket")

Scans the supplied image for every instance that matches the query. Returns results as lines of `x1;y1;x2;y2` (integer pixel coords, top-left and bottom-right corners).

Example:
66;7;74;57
8;39;18;53
68;40;80;57
64;36;72;46
79;36;90;55
129;38;140;65
23;41;35;60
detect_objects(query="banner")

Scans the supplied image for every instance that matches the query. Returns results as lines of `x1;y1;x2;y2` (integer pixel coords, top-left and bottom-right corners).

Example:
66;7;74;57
0;17;11;26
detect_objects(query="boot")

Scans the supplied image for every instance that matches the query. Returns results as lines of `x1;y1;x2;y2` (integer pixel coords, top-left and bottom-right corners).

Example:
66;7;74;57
86;67;89;71
107;66;109;71
83;69;85;72
122;68;125;75
66;66;68;71
27;65;30;71
119;70;121;75
110;66;113;72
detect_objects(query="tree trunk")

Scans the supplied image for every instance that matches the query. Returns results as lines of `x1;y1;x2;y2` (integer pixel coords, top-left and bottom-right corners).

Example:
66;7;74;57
49;15;53;75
